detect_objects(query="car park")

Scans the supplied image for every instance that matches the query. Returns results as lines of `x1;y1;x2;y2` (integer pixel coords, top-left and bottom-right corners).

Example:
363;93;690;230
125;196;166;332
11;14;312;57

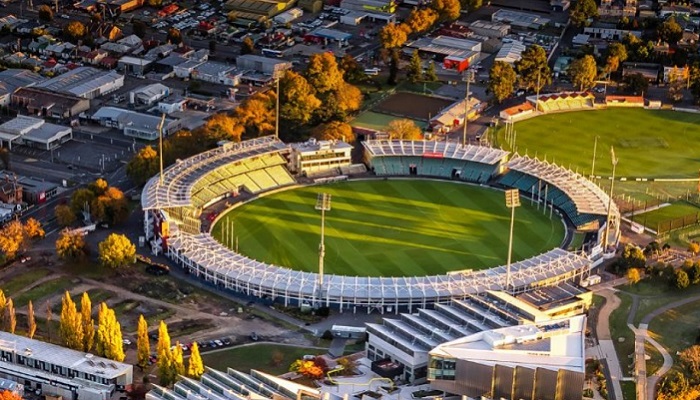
214;339;223;347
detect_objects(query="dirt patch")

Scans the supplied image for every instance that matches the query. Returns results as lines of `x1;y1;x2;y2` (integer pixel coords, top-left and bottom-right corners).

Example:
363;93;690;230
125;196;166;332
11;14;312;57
373;92;453;121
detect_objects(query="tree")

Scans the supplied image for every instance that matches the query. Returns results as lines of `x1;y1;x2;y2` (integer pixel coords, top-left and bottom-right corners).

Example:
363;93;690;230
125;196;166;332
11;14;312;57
424;61;438;82
147;0;162;6
167;28;182;45
379;23;408;49
65;21;87;40
59;291;83;350
172;342;185;377
679;345;700;376
289;359;325;379
658;17;683;45
690;242;700;255
621;244;646;270
5;299;14;334
407;50;423;83
89;178;109;196
137;315;150;370
157;321;175;386
54;204;76;228
336;357;358;376
339;54;365;83
569;55;598;90
56;229;88;260
387;119;423;140
91;186;129;226
431;0;461;21
676;269;690;289
305;53;344;94
133;21;147;38
279;71;321;127
334;83;363;116
312;121;354;143
45;300;53;342
627;268;641;285
81;292;94;352
388;49;400;85
605;42;628;74
198;113;244;144
488;61;517;103
569;0;598;27
623;73;648;95
0;391;21;400
24;218;44;240
241;36;255;55
38;5;54;22
187;342;204;379
98;234;136;270
461;0;482;12
27;300;36;339
233;92;276;138
0;221;25;260
668;79;684;103
0;291;5;331
95;303;125;362
406;8;438;33
70;188;96;217
515;45;552;92
127;146;159;187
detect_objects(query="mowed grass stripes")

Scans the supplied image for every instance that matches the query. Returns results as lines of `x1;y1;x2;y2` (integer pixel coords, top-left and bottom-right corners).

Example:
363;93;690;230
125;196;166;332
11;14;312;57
212;180;565;277
498;108;700;178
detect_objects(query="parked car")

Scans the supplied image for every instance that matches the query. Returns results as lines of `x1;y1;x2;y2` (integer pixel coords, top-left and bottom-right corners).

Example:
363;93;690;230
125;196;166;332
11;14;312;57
122;339;132;345
222;338;232;346
214;339;223;347
250;332;259;341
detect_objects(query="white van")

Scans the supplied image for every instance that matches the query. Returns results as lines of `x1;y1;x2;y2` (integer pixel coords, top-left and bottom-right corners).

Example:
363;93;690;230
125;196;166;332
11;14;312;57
364;68;380;76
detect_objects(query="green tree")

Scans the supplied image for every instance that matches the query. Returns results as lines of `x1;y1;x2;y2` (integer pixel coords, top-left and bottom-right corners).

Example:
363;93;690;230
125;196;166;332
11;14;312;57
136;315;150;370
424;62;438;82
98;234;136;270
241;36;255;55
126;146;159;187
55;204;77;227
668;79;684;103
570;0;598;27
167;28;182;45
55;229;87;260
605;42;628;74
488;61;517;103
379;23;408;49
621;244;646;269
95;303;125;362
387;119;423;140
569;55;598;90
70;188;96;217
311;121;354;143
81;292;95;352
132;21;147;38
658;17;683;45
187;342;204;379
279;70;321;127
623;73;648;95
59;291;83;350
38;5;54;22
515;45;552;92
64;21;87;40
157;321;175;386
431;0;461;21
407;50;423;83
627;268;641;285
27;300;36;339
5;299;14;334
676;269;690;289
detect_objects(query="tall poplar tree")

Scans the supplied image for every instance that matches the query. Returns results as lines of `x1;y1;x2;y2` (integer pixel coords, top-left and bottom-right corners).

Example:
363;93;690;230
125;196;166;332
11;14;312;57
27;300;36;339
59;292;83;350
95;303;125;362
157;321;174;386
80;292;95;352
5;299;15;334
172;342;185;378
187;342;204;379
136;315;150;370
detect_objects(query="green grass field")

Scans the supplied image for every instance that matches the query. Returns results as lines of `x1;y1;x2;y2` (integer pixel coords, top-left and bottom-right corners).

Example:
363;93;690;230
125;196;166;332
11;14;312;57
200;344;324;375
213;180;565;277
635;202;700;229
498;108;700;178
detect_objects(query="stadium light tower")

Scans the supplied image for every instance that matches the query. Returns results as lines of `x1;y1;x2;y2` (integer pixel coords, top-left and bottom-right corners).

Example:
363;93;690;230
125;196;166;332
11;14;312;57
462;69;474;147
590;135;600;179
603;147;619;250
505;189;520;291
315;193;332;303
275;77;280;139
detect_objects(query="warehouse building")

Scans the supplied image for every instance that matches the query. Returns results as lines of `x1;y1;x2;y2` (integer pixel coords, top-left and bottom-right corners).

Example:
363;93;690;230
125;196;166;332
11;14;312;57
223;0;296;18
91;107;180;140
129;83;170;106
0;69;46;106
11;88;90;120
469;20;510;38
236;55;291;79
0;116;72;150
36;67;124;99
0;331;133;400
191;62;241;86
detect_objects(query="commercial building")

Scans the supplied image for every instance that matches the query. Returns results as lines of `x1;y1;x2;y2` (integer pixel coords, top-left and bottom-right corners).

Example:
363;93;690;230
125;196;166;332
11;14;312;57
117;56;154;76
191;62;241;86
36;67;124;99
428;315;586;400
11;88;90;120
491;9;550;30
16;175;58;204
407;36;481;72
236;55;291;79
495;40;527;64
0;331;132;400
223;0;296;18
0;116;72;150
430;97;484;132
0;69;46;106
469;20;510;38
91;107;180;140
289;139;352;176
340;0;396;14
129;83;170;106
273;7;303;23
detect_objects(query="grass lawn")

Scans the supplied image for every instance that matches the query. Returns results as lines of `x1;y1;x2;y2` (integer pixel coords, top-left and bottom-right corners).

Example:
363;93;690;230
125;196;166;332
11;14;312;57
609;292;635;377
634;202;700;230
645;341;664;377
620;380;636;400
350;111;427;131
618;279;700;326
648;298;700;365
1;268;53;297
215;180;565;276
13;277;75;307
200;344;325;375
496;108;700;178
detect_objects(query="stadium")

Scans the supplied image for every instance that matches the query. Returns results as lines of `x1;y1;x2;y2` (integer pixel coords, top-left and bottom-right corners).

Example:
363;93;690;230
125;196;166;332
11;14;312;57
140;136;619;313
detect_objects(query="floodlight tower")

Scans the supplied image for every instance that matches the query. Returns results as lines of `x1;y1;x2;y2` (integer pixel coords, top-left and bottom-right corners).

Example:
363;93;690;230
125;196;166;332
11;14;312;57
505;189;520;291
603;147;619;250
590;135;600;179
315;193;332;305
462;69;474;147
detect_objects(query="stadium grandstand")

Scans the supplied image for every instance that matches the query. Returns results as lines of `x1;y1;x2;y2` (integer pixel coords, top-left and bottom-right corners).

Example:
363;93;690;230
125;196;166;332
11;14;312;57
142;137;618;313
365;287;590;383
530;92;595;113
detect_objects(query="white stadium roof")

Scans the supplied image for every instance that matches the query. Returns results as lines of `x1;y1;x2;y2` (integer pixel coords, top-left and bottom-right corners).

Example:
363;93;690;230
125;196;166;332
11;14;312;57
363;140;509;165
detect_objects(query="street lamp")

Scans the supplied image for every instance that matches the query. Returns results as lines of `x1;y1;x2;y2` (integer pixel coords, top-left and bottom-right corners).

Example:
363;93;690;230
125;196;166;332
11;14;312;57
505;189;520;291
590;135;600;179
315;193;332;305
603;146;619;250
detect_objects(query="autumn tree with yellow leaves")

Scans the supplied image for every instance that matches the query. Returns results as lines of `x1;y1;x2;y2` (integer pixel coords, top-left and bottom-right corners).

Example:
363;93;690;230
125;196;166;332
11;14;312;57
98;233;136;270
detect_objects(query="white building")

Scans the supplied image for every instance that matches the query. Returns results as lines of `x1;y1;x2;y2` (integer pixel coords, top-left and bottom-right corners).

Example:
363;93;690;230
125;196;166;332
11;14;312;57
0;115;72;150
173;60;205;79
157;96;188;114
130;83;170;106
91;107;180;140
289;139;352;176
0;331;133;400
236;55;292;80
495;40;527;64
0;69;46;106
273;7;303;24
36;67;124;99
191;62;241;86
